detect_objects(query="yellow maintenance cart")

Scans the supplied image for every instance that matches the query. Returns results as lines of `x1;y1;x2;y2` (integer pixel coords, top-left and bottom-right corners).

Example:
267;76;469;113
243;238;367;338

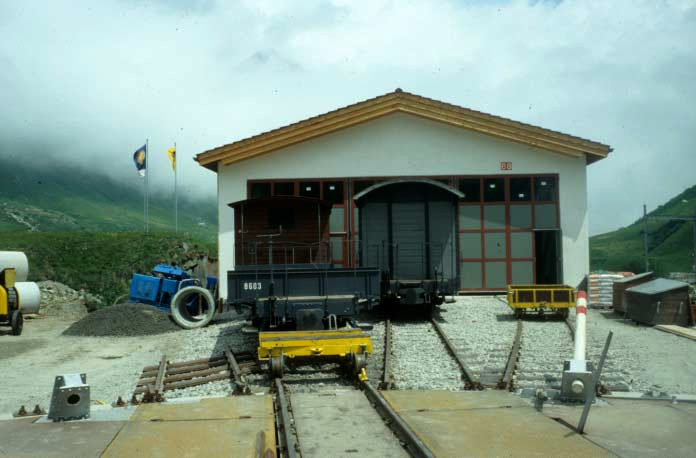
507;284;576;319
0;268;23;335
258;329;373;381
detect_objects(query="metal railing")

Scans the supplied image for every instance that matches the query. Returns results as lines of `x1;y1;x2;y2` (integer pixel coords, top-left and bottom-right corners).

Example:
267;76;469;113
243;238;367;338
234;238;459;289
235;241;331;266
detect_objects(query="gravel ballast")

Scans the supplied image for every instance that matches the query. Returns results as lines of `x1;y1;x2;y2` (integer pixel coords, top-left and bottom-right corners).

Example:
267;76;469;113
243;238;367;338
436;296;519;385
570;308;696;394
390;320;465;390
62;303;180;336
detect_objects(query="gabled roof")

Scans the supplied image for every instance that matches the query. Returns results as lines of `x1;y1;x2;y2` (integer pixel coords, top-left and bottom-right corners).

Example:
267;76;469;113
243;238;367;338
195;89;611;171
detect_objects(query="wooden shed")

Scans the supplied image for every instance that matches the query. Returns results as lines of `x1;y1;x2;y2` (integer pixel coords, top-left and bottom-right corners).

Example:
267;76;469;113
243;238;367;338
625;278;692;326
613;271;655;313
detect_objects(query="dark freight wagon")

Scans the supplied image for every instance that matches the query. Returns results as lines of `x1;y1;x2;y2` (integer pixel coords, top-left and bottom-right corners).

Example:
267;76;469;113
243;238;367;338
625;278;692;326
612;272;655;314
355;179;461;306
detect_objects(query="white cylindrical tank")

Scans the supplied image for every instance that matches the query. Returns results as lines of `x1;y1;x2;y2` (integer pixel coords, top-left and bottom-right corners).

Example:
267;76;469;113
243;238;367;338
16;282;41;314
0;251;29;282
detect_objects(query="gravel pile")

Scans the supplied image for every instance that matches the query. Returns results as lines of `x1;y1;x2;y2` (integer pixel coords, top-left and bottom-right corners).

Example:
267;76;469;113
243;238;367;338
38;280;89;319
63;303;180;337
391;320;465;390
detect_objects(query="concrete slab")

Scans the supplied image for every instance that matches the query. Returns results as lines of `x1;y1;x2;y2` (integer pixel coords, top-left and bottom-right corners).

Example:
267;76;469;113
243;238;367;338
291;389;409;458
0;416;124;458
382;390;614;457
543;398;696;457
102;396;275;457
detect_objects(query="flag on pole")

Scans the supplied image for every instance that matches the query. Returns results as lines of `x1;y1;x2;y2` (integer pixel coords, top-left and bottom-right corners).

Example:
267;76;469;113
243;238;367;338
167;146;176;171
133;144;147;177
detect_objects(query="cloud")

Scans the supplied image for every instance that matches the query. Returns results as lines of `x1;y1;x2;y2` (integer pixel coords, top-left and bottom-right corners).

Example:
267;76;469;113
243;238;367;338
1;0;694;234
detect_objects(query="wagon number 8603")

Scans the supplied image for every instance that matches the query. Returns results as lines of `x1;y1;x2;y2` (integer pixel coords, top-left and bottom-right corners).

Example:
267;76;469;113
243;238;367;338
243;282;262;291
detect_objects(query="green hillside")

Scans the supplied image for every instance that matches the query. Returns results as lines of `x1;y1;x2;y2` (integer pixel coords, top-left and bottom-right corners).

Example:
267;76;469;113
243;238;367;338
0;156;216;242
1;231;216;307
591;184;696;274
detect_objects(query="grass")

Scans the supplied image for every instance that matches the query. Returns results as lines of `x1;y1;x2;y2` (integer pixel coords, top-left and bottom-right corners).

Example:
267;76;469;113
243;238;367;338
1;231;217;307
0;155;217;242
590;184;696;274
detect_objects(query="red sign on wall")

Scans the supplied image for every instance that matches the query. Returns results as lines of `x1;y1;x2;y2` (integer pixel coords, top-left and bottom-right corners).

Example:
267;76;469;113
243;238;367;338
500;161;512;171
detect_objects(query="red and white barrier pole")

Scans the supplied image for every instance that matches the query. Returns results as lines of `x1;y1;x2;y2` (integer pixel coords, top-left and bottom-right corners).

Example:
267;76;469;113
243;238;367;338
569;291;589;395
573;291;587;361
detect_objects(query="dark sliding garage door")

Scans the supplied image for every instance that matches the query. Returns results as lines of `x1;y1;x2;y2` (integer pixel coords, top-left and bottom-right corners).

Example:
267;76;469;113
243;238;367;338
358;181;459;289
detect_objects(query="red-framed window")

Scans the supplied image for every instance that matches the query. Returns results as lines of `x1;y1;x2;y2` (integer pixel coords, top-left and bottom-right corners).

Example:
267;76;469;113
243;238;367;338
247;174;559;288
458;174;559;291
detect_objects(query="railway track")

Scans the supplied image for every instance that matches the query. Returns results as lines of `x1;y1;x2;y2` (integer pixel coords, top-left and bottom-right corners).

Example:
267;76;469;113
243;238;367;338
430;317;524;391
132;346;260;403
515;317;574;391
273;371;431;458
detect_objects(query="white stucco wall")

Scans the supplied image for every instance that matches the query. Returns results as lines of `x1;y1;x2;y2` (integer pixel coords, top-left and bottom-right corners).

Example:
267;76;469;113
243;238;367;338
215;112;590;298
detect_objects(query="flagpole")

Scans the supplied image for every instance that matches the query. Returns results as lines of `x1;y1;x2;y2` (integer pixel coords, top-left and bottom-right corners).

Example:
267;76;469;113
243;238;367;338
142;141;146;232
174;142;178;233
146;138;149;233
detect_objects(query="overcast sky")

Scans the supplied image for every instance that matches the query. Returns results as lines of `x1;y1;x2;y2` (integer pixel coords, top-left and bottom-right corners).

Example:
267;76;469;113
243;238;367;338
1;0;694;234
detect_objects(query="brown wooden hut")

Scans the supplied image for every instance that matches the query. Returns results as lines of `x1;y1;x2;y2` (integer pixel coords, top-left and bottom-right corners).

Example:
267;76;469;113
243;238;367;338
625;278;692;326
613;272;655;313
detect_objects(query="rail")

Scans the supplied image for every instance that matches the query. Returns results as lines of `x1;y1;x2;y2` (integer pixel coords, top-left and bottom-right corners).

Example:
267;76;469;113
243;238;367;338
274;378;299;458
360;380;435;458
380;319;394;390
430;318;481;390
498;320;523;390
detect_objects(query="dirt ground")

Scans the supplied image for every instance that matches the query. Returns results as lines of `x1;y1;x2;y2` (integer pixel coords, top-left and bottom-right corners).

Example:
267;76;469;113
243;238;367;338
0;315;194;417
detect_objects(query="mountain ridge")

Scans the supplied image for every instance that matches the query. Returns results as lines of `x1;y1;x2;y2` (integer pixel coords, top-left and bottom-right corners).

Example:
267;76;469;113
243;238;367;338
590;183;696;274
0;156;217;241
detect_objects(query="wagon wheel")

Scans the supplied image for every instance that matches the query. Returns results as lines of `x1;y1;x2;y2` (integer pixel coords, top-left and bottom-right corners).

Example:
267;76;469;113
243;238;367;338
558;308;569;319
270;355;284;378
10;310;23;336
514;309;524;319
350;351;367;375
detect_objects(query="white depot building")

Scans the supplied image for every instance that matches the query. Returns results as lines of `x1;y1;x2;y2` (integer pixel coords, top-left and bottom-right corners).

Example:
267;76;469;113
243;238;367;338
196;89;611;300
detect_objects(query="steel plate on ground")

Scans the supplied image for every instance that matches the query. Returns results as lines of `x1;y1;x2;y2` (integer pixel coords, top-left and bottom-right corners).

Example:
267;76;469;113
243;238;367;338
291;389;408;458
381;390;614;457
0;416;125;458
102;396;275;457
543;398;696;458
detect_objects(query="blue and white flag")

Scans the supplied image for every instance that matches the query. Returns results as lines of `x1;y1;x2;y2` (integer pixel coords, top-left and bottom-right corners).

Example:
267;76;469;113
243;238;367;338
133;144;147;177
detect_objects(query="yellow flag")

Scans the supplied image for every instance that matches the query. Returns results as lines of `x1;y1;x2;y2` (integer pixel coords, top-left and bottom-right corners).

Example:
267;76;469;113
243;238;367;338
167;146;176;171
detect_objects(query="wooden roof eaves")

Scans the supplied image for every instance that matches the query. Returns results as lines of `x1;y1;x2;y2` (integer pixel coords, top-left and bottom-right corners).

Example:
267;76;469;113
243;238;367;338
198;92;402;166
219;102;402;166
397;103;598;158
199;90;610;170
404;92;610;152
219;103;602;167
